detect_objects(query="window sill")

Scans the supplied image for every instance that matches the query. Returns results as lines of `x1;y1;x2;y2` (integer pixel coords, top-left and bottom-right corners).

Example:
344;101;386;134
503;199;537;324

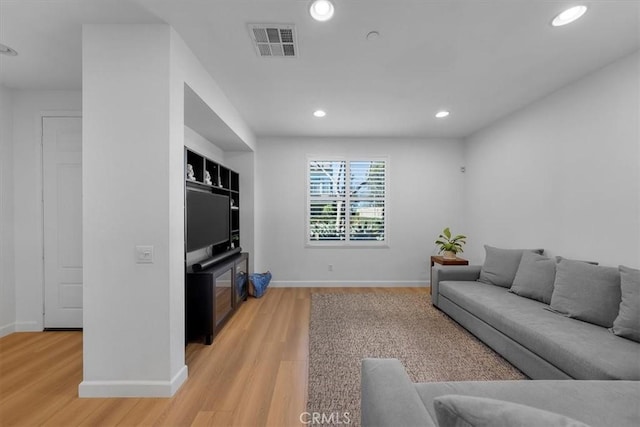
305;242;390;249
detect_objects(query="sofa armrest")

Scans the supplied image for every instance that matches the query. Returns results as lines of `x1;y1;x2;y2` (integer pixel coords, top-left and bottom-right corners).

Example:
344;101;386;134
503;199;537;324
431;265;482;307
361;358;434;427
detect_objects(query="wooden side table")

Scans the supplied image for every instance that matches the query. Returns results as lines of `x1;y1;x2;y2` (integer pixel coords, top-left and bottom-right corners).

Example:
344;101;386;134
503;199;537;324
430;255;469;299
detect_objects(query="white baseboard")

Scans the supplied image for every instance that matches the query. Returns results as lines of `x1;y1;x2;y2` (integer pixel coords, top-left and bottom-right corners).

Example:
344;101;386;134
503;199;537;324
0;322;15;338
269;280;429;288
78;364;188;398
14;321;41;332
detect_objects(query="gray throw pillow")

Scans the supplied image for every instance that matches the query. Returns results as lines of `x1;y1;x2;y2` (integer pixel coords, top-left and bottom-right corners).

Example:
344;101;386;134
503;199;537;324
433;395;591;427
478;245;544;288
555;256;598;265
510;252;556;304
611;265;640;342
549;259;621;328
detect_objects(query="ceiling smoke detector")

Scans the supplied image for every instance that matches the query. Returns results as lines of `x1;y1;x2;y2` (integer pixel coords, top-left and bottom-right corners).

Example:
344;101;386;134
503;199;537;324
248;24;297;57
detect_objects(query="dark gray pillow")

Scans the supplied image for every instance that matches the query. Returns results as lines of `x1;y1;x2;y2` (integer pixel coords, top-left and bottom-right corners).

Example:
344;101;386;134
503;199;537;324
611;265;640;342
433;395;591;427
549;259;621;328
510;252;556;304
478;245;544;288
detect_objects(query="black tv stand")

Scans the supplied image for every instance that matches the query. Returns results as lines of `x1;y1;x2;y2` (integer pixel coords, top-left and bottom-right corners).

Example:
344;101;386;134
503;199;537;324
192;247;242;272
186;252;249;345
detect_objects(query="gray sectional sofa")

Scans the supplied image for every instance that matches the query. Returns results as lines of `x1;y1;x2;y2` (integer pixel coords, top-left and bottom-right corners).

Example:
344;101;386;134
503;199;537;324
361;358;640;427
361;248;640;426
431;265;639;380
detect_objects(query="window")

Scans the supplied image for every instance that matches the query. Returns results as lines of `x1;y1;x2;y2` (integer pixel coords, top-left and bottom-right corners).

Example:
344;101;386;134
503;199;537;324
308;158;387;245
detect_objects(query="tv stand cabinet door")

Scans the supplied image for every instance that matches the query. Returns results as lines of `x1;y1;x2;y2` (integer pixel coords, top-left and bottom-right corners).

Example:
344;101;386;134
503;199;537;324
233;253;249;308
186;273;214;344
213;266;234;332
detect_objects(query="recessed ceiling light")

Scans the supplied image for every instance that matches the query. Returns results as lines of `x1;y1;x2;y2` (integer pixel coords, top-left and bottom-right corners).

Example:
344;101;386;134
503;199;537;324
552;5;588;27
0;43;18;56
313;110;327;118
309;0;335;22
435;111;450;119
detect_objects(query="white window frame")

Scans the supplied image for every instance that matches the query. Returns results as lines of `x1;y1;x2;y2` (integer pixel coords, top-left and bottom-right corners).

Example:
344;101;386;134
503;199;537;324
306;156;389;248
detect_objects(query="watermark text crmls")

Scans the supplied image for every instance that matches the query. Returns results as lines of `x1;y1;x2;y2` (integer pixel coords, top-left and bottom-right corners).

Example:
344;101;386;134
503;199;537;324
300;411;352;425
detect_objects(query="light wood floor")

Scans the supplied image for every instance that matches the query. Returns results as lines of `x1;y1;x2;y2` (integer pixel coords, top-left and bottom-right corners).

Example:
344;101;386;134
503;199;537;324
0;287;427;426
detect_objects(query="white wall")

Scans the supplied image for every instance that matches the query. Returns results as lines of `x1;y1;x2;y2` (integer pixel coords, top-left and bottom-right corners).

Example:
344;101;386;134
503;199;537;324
463;51;640;267
0;85;15;337
255;137;465;286
80;24;255;398
11;90;81;332
81;24;183;397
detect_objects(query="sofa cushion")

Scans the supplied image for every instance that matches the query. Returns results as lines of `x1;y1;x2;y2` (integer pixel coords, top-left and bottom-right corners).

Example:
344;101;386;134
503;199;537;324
439;281;640;380
478;246;544;288
416;380;640;427
510;252;556;304
549;259;621;328
611;265;640;342
433;395;590;427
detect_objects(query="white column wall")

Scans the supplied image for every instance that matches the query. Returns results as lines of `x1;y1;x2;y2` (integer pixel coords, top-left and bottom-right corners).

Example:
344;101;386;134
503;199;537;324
80;24;186;397
80;24;255;397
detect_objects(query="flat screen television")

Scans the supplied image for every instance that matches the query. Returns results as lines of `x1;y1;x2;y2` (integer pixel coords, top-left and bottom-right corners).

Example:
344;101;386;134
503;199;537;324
186;188;230;252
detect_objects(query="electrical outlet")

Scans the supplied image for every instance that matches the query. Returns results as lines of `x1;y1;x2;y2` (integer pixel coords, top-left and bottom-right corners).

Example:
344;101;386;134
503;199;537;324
328;264;333;272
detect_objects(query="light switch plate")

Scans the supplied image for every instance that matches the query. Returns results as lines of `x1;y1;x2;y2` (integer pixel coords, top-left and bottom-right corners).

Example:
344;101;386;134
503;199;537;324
135;245;154;264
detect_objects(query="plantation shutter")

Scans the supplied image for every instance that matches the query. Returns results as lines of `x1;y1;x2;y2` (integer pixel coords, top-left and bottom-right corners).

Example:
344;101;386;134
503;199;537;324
308;159;387;245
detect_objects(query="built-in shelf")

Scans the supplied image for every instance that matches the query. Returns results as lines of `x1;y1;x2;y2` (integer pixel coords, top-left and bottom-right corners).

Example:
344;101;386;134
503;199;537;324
185;147;245;346
185;147;240;249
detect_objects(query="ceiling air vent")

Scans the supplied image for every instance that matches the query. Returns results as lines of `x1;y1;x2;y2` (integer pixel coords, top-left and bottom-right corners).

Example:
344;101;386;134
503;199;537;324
248;24;297;58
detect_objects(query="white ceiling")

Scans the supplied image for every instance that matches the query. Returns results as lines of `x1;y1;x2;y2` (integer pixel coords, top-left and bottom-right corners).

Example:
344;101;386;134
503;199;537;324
1;0;639;139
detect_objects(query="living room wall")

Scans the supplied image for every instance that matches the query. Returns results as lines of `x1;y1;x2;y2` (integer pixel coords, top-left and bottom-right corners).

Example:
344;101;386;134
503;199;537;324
463;51;639;267
10;90;82;332
255;137;465;286
0;85;15;337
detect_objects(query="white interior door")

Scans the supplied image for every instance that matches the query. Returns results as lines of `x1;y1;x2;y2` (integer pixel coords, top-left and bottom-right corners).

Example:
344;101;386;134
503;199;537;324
43;116;83;328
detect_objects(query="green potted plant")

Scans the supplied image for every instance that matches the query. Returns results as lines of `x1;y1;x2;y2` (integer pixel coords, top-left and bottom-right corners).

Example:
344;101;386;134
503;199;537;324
435;227;467;259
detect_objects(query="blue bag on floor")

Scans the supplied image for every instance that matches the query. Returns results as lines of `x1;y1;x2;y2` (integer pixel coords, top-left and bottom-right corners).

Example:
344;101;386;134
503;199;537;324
249;271;272;298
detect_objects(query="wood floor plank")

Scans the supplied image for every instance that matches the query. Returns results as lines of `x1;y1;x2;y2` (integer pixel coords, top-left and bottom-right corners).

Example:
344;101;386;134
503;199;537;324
0;287;422;426
282;296;310;362
265;360;308;427
210;411;236;427
190;411;216;427
77;398;141;427
229;341;284;427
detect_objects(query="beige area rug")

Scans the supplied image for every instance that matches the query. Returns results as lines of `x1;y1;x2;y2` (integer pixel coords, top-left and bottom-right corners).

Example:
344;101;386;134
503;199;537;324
307;293;526;426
